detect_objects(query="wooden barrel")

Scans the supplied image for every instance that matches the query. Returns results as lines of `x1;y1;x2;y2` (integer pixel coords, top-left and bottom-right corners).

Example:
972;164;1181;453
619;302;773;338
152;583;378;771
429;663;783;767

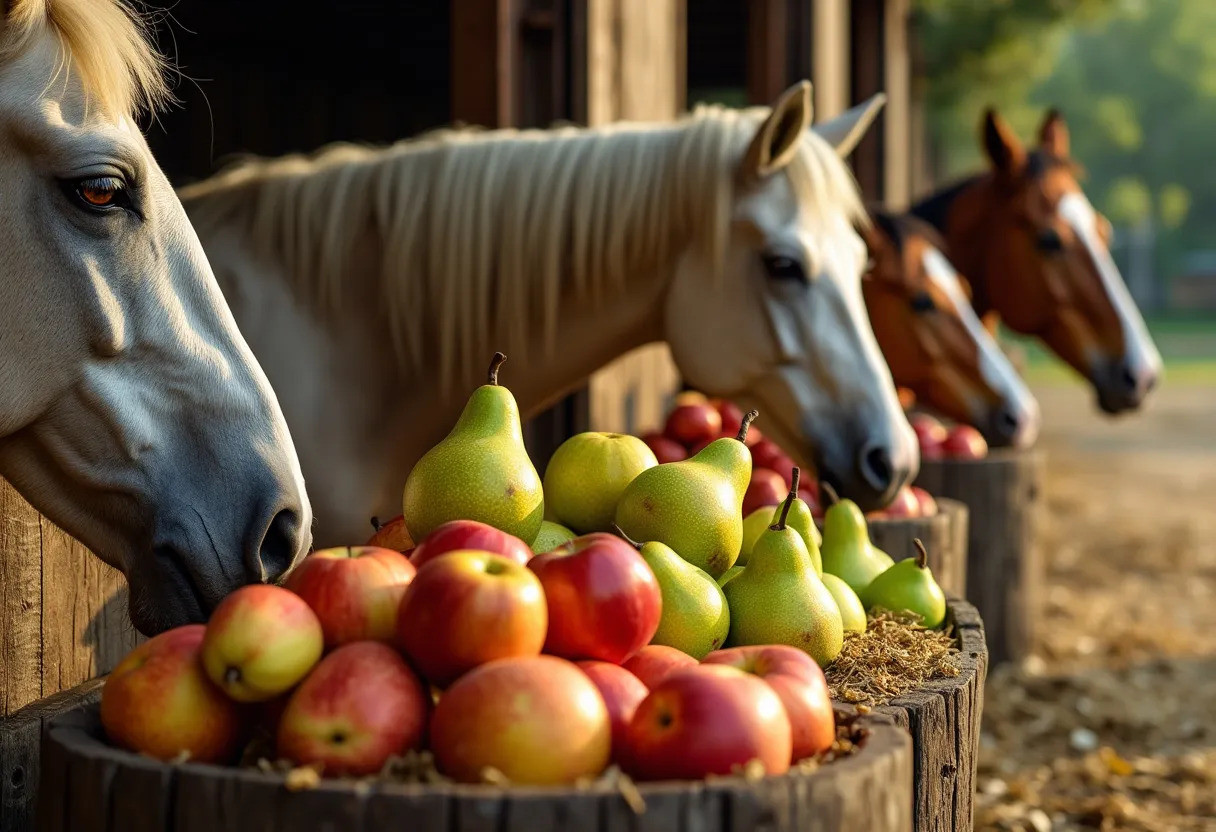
914;450;1044;666
34;708;912;832
865;499;968;599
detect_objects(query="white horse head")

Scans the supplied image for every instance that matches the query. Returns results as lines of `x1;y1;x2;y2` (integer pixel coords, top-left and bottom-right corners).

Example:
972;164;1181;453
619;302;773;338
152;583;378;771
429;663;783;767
0;0;313;633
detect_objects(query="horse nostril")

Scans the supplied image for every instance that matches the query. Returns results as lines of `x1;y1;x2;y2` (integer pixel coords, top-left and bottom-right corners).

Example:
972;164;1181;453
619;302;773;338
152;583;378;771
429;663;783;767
998;408;1021;438
1121;364;1140;395
258;509;302;584
858;444;895;494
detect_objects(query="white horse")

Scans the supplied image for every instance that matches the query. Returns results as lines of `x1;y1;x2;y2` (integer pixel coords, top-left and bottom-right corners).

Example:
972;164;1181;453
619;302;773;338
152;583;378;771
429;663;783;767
179;82;918;546
0;0;313;634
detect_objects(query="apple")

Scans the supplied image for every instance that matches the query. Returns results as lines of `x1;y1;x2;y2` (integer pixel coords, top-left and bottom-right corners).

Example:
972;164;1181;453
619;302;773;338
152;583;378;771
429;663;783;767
277;641;429;776
942;424;989;459
624;664;792;780
872;485;921;520
702;645;835;761
543;432;658;534
674;390;709;407
101;625;248;763
576;660;649;761
429;655;611;785
528;533;661;664
409;519;533;571
366;514;414;553
283;546;416;648
909;412;948;459
663;403;721;447
641;432;688;464
397;550;547;687
621;645;697;689
743;468;788;516
911;486;938;517
202;585;323;703
711;398;746;437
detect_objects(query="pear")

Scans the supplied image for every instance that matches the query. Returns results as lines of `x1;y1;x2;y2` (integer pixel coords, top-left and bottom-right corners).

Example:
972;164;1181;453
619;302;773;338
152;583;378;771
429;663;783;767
614;410;758;577
819;482;895;595
717;565;744;588
402;353;544;543
543;432;657;533
626;530;731;660
531;520;576;555
723;470;845;667
860;539;948;629
822;573;867;633
738;506;774;566
777;486;824;576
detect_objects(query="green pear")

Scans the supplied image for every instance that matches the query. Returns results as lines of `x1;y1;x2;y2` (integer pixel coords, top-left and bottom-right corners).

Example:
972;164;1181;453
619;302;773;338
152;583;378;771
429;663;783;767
819;482;895;595
633;536;731;659
860;540;947;628
402;353;544;543
717;565;744;588
531;520;576;554
822;573;867;633
543;432;657;533
778;494;823;576
614;410;759;577
738;507;774;566
723;470;844;667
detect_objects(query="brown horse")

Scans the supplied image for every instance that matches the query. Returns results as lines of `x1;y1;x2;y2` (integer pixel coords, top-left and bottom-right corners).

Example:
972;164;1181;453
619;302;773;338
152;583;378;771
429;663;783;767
861;208;1040;448
910;109;1161;414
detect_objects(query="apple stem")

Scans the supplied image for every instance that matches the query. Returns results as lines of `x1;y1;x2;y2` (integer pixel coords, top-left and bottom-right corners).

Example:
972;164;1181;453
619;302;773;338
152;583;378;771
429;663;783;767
370;516;382;532
612;523;643;550
820;481;840;508
771;483;796;531
488;352;507;385
913;538;929;569
736;409;759;443
224;667;241;687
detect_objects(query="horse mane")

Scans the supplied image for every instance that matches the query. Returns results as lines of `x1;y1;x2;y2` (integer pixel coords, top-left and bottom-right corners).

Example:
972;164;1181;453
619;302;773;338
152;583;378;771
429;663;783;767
179;105;865;392
0;0;171;117
868;205;950;258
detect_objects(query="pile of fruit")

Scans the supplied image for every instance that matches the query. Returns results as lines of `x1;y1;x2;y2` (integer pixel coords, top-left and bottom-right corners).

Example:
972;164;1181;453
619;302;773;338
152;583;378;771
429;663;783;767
908;411;989;461
100;353;951;788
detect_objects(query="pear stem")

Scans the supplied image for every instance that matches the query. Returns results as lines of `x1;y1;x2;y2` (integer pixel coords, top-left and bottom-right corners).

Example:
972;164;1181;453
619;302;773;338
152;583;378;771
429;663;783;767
370;516;382;533
488;352;507;385
788;466;801;496
820;481;840;508
913;538;929;569
612;523;643;551
771;479;797;531
736;409;759;443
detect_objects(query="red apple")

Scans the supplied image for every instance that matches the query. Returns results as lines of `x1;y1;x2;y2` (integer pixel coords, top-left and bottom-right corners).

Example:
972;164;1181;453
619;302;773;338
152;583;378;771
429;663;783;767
621;645;697;689
409;519;533;570
366;514;414;552
663;403;722;447
277;641;429;776
284;546;416;648
397;550;547;687
873;485;921;520
528;533;661;664
911;486;938;516
624;664;792;780
702;645;835;761
429;655;612;785
909;412;948;459
641;432;688;464
750;438;786;471
743;468;788;516
101;625;248;763
711;398;746;437
576;660;649;761
942;424;989;459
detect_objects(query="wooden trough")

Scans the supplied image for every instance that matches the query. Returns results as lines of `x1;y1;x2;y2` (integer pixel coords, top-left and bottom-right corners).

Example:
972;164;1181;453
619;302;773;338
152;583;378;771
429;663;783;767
865;498;969;599
915;450;1044;666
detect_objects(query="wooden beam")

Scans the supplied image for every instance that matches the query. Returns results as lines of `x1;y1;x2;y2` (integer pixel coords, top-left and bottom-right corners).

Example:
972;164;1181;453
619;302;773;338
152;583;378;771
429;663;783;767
451;0;519;126
747;0;790;105
849;0;884;201
812;0;851;119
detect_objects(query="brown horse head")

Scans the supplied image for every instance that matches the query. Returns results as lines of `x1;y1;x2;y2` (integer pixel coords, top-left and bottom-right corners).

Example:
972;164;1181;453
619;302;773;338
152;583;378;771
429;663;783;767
911;109;1161;415
862;209;1040;448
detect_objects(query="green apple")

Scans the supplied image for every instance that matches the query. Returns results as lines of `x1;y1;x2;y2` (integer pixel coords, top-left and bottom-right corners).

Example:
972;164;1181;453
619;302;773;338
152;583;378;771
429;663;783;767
532;520;577;554
542;432;657;533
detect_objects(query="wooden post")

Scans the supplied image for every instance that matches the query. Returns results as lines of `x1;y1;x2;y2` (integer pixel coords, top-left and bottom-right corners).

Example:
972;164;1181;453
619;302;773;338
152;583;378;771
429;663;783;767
811;0;850;119
849;0;911;207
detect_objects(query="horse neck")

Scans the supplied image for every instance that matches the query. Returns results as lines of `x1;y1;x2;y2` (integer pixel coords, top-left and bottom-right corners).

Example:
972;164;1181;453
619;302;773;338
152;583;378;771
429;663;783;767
911;174;997;317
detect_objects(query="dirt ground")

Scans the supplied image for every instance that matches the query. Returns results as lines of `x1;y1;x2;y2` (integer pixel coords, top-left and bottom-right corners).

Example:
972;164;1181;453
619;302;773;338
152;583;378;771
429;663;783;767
975;382;1216;831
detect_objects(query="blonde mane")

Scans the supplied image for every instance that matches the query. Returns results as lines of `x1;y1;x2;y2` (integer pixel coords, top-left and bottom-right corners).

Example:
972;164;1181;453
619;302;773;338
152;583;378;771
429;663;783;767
180;105;866;391
0;0;170;117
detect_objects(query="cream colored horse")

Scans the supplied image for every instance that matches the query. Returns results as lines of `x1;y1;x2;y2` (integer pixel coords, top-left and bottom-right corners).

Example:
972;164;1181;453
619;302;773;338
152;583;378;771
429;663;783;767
0;0;312;634
180;82;918;545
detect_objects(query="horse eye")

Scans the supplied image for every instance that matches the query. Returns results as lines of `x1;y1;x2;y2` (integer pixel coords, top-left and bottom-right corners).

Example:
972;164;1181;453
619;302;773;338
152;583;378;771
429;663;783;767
1036;228;1064;253
63;176;131;213
910;292;936;313
761;254;806;282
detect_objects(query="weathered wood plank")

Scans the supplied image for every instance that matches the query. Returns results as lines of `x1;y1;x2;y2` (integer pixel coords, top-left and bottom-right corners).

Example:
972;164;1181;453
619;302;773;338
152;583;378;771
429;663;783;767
1;479;44;717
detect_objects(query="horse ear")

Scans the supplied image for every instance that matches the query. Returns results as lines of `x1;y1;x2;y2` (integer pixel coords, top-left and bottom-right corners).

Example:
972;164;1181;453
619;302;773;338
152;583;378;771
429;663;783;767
811;93;887;158
981;108;1026;177
1038;108;1070;157
739;81;813;182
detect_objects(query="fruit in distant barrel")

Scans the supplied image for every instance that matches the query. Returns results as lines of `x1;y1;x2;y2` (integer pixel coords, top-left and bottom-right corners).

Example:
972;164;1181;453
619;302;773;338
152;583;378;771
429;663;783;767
397;550;547;687
641;432;688;464
409;519;533;570
742;468;788;516
402;352;544;544
624;664;792;780
101;625;247;764
911;487;938;517
821;574;867;633
703;644;835;761
860;539;948;628
711;398;746;438
429;655;611;785
531;520;577;554
616;410;759;577
749;438;788;474
528;533;661;664
201;585;323;703
283;546;416;648
674;390;709;407
276;642;429;777
621;644;697;689
872;485;921;520
909;412;947;458
663;402;722;446
819;482;895;595
634;536;730;660
543;432;657;534
942;424;989;459
366;515;414;553
576;660;649;760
